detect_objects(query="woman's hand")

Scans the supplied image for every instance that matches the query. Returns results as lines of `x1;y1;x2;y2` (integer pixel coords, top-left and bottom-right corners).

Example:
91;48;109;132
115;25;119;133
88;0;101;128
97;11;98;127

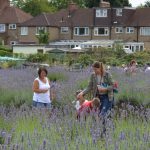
41;88;49;93
98;87;108;93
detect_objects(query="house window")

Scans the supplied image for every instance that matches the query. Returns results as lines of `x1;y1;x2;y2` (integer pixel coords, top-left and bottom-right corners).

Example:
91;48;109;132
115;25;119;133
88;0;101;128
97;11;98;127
126;27;134;33
36;27;47;35
0;24;5;33
96;9;107;17
116;9;122;16
9;24;16;30
140;45;144;51
94;27;109;36
74;27;89;36
21;27;28;35
140;27;150;35
115;27;123;33
61;27;69;33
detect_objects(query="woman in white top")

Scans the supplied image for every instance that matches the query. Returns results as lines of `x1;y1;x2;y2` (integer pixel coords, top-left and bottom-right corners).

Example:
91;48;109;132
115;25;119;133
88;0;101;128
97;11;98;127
32;67;52;108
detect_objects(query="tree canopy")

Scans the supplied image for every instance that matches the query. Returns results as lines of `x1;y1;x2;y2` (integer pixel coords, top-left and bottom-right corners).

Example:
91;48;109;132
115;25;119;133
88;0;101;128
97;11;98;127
11;0;135;16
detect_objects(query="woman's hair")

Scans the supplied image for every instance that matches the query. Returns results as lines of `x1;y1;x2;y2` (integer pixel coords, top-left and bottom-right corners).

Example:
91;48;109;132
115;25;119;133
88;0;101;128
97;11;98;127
92;61;105;76
38;67;48;77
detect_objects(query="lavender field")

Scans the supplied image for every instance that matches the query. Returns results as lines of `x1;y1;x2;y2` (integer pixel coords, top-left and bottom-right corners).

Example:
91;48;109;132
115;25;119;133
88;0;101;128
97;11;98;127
0;66;150;150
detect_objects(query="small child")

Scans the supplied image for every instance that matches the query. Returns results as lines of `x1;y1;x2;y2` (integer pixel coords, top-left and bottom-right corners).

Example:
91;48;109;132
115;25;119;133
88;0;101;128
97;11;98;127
72;90;87;111
77;97;100;119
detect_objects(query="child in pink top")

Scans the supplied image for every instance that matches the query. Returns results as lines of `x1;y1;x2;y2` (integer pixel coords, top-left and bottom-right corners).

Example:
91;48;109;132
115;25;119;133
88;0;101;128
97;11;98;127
77;97;100;119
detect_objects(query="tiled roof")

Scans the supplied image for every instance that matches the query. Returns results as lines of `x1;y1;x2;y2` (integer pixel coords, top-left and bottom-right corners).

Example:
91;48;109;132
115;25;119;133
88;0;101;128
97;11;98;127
127;8;150;26
20;8;94;27
0;6;32;24
19;7;150;28
19;13;53;26
70;8;94;27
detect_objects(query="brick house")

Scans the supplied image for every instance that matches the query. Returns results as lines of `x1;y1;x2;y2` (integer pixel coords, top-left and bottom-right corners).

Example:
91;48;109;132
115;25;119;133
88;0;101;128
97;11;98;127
18;1;150;50
0;0;32;45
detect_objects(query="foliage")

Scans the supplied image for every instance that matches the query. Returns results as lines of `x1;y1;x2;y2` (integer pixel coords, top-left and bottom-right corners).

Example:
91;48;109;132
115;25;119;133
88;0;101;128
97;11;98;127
109;0;131;7
0;61;18;69
12;0;56;16
0;46;12;56
0;88;32;107
144;0;150;7
0;50;12;57
12;0;131;13
114;43;126;58
36;30;49;44
26;53;48;62
78;53;93;66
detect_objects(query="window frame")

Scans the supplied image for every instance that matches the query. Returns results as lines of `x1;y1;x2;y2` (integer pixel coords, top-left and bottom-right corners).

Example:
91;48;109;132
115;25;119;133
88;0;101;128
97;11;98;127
126;27;134;33
21;27;28;35
61;27;69;34
36;27;47;35
96;9;107;17
74;27;89;36
116;9;122;16
140;27;150;35
115;27;124;33
94;27;109;36
9;24;16;30
0;24;6;33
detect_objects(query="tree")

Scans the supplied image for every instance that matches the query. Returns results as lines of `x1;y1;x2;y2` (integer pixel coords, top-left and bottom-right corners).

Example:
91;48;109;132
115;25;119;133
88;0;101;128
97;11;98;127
36;30;49;44
11;0;131;15
12;0;56;16
82;0;131;8
11;0;25;8
144;1;150;7
108;0;131;7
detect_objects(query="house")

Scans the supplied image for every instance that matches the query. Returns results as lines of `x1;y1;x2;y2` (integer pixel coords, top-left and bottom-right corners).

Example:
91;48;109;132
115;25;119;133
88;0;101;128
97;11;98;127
0;0;32;45
17;1;150;50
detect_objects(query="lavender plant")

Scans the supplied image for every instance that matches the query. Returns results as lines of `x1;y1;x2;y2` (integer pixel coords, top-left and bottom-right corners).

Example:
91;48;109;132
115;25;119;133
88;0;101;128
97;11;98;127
0;66;149;149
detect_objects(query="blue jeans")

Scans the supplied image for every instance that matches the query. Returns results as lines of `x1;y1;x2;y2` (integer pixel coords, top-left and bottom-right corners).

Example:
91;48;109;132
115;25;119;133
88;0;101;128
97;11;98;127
32;101;51;109
98;94;113;116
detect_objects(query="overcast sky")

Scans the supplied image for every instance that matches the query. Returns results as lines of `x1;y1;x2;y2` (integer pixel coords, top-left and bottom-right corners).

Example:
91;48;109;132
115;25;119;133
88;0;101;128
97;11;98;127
129;0;148;7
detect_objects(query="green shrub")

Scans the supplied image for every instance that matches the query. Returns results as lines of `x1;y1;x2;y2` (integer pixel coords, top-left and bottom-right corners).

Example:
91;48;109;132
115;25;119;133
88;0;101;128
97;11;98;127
0;61;18;68
0;50;12;56
26;53;48;63
0;45;12;52
78;54;93;66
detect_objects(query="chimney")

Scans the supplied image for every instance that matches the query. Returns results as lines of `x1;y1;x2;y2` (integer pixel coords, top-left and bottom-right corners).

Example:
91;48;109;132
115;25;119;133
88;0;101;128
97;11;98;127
99;0;110;8
68;1;78;12
0;0;10;10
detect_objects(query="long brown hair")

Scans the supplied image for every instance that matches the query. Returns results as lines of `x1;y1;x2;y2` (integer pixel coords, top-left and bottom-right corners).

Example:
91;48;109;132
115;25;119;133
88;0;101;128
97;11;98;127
92;61;105;76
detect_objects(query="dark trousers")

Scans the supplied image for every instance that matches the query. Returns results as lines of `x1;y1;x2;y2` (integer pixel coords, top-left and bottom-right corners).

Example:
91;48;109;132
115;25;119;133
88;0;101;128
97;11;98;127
98;94;113;117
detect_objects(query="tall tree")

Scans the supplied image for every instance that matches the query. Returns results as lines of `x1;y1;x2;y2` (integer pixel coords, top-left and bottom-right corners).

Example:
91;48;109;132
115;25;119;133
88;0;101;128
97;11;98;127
12;0;56;16
11;0;131;14
144;1;150;7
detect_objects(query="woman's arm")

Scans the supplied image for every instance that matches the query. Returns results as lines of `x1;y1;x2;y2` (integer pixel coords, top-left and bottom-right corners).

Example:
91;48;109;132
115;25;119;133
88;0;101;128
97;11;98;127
78;73;94;98
106;72;114;92
32;80;48;93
